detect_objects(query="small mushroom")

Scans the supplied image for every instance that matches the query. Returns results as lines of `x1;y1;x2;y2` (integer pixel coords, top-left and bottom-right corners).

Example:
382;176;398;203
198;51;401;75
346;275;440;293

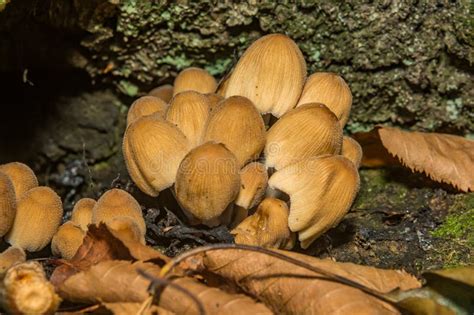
0;247;26;275
341;136;363;169
166;91;210;147
70;198;96;231
51;222;85;259
268;155;359;249
173;67;217;96
232;198;294;249
264;103;343;170
204;96;266;167
123;114;190;196
148;84;174;103
297;72;352;126
224;34;306;117
233;162;268;225
105;216;144;244
0;172;16;237
127;95;168;126
0;162;38;200
175;142;241;225
0;261;61;314
92;189;146;238
5;186;63;252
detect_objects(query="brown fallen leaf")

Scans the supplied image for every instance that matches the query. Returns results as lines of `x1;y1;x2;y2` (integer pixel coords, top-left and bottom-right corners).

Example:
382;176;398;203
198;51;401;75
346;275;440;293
103;302;174;315
354;126;474;192
56;260;159;303
50;224;167;287
56;259;272;315
157;277;273;315
198;248;420;314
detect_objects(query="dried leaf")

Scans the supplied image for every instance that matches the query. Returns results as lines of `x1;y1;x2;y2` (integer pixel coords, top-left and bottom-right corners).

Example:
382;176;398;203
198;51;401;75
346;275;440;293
103;302;174;315
50;224;167;287
354;126;474;191
158;277;273;315
199;249;420;314
56;260;159;303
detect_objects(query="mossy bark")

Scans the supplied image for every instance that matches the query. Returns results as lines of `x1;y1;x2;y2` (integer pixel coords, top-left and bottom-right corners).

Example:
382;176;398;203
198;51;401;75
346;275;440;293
1;0;472;134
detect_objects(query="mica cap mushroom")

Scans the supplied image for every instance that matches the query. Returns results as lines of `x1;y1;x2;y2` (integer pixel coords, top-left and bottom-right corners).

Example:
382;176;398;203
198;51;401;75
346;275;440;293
0;162;38;200
148;84;174;103
224;33;306;117
127;95;168;126
166;91;211;148
341;136;363;169
0;172;16;237
173;67;217;96
297;72;353;126
265;103;343;170
232;198;294;249
123;113;190;197
51;222;85;260
91;188;146;238
268;155;360;249
70;198;96;231
175;142;241;225
5;186;63;252
204;96;266;167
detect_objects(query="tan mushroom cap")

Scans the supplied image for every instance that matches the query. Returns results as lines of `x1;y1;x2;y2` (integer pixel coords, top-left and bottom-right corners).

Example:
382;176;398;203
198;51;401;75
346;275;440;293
175;142;241;223
70;198;96;231
205;93;225;112
5;186;63;252
232;198;293;249
265;103;343;170
91;189;146;237
224;33;307;117
204;96;266;167
127;96;168;126
105;216;144;244
166;91;211;148
268;155;359;249
341;136;363;169
51;222;85;260
0;261;61;314
148;84;174;103
0;162;38;200
0;247;26;275
235;162;268;210
297;72;352;126
123;114;190;196
0;172;16;237
173;67;217;96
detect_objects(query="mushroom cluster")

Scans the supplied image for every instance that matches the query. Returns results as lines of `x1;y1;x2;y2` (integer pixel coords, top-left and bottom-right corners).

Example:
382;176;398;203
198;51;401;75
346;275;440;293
123;33;362;249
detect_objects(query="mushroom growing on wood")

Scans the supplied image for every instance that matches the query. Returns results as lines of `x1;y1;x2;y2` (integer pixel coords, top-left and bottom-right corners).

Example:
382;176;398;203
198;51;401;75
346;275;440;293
232;198;294;249
265;103;343;170
297;72;353;126
0;162;38;200
173;67;217;96
224;34;306;117
341;136;363;169
51;222;85;260
166;91;211;148
148;84;174;103
70;198;96;231
5;186;63;252
127;96;168;126
0;261;61;314
91;188;146;238
204;96;266;167
123;114;190;197
0;172;16;237
175;142;241;225
268;155;359;249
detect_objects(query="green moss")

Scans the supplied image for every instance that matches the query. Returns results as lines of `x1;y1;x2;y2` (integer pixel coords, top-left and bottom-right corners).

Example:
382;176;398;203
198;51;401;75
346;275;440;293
118;80;139;97
205;58;232;76
0;0;9;11
432;194;474;247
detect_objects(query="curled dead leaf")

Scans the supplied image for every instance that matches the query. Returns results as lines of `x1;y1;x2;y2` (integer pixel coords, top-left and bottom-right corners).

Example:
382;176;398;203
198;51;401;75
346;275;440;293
354;126;474;192
198;248;420;314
